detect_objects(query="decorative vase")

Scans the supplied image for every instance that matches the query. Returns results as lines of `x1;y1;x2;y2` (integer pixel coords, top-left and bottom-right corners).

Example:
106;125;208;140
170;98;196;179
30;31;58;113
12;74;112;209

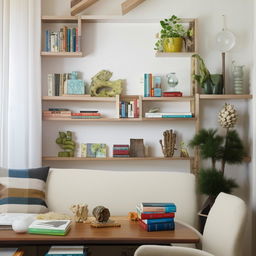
166;72;178;91
163;37;183;52
202;75;223;94
232;61;244;94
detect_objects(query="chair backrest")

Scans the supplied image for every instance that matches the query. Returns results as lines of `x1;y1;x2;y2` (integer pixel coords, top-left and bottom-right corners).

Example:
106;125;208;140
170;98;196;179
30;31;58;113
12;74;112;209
202;192;247;256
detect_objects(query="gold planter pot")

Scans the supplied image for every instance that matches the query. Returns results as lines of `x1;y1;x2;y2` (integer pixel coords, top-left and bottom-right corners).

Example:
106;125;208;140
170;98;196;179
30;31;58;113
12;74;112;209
163;37;183;52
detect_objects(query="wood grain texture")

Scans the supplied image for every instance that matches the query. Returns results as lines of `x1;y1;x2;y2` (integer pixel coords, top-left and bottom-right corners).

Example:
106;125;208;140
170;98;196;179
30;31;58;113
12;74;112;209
71;0;83;8
121;0;146;15
0;218;199;246
71;0;99;16
199;94;252;100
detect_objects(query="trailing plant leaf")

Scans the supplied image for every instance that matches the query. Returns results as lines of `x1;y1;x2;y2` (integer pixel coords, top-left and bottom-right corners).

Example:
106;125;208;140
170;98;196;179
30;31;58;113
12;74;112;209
189;129;223;161
223;130;245;164
198;168;238;196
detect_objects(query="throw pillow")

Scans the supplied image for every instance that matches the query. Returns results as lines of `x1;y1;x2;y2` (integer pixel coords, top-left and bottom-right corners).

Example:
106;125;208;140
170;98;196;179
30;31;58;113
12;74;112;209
0;166;50;213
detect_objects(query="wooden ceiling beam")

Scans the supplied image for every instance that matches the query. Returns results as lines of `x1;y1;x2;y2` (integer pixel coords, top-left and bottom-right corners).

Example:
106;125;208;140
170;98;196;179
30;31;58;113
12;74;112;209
121;0;146;15
71;0;83;8
71;0;99;16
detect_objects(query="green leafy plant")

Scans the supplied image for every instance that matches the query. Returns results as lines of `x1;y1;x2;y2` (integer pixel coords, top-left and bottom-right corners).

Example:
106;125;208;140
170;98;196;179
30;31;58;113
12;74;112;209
189;104;245;198
155;15;190;51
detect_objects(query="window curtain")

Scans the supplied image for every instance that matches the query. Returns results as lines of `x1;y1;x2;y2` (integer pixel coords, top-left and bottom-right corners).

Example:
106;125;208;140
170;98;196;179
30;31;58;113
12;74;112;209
0;0;41;168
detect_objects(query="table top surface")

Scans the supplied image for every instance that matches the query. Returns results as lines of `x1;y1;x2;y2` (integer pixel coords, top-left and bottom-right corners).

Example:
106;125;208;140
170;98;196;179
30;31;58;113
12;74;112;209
0;217;200;246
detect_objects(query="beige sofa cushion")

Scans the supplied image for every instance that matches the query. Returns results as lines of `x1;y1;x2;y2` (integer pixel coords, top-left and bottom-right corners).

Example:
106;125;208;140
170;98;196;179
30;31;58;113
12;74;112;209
46;168;197;227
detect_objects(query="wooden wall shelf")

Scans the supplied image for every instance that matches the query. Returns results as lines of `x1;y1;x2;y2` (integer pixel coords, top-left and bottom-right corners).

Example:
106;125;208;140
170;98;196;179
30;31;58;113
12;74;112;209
42;96;116;102
142;96;194;101
42;156;192;161
199;94;252;100
155;52;197;57
42;16;79;23
41;52;83;57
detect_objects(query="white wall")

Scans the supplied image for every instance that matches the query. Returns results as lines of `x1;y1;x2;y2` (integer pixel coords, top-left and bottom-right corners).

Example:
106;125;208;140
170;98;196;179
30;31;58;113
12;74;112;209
42;0;254;254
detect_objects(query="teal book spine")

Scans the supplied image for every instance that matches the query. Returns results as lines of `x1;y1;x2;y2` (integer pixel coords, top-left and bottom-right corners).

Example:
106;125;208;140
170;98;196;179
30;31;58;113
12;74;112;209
143;218;174;224
162;115;192;118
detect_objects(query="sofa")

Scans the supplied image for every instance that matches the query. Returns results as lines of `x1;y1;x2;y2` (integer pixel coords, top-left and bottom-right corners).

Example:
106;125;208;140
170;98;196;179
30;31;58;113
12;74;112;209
46;168;198;227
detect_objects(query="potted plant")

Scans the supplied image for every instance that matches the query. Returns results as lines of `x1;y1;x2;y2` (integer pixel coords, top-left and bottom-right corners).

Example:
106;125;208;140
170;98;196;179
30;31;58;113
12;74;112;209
189;103;245;232
155;15;189;53
192;54;223;94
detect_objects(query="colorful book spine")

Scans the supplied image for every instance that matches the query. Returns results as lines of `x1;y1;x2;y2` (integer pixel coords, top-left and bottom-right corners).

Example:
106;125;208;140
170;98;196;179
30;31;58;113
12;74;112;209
142;218;174;224
113;144;129;157
141;202;176;207
72;113;101;116
113;150;129;155
138;219;175;232
139;206;176;213
47;74;54;96
138;211;175;220
162;115;192;118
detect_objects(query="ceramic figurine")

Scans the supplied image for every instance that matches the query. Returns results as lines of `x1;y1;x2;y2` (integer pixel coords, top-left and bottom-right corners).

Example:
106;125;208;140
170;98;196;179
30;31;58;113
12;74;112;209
232;61;244;94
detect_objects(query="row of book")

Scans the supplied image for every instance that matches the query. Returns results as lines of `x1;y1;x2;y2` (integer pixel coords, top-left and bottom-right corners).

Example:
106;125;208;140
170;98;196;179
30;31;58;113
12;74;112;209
137;202;176;232
144;74;162;97
45;27;81;53
145;112;193;118
43;109;102;119
119;100;140;118
113;144;129;158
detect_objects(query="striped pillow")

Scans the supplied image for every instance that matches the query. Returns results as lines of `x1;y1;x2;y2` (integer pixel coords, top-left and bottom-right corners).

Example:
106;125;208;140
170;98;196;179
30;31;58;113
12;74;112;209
0;167;49;213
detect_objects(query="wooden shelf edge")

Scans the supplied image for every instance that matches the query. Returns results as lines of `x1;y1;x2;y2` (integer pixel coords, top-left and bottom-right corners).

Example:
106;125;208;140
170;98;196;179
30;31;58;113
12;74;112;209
42;96;116;102
155;52;197;57
41;52;83;57
42;157;193;161
41;16;79;23
142;96;194;101
199;94;252;100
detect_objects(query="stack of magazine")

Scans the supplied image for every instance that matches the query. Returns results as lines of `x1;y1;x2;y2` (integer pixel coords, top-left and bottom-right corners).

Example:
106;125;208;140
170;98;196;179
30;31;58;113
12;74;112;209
28;220;71;236
45;246;86;256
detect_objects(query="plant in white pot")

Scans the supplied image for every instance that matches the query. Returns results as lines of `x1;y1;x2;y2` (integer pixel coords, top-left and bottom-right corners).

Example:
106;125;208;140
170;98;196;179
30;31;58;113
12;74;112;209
155;15;189;53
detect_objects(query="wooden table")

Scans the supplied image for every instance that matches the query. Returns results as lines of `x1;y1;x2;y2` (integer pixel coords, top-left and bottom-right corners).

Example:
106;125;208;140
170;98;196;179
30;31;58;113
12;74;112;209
0;217;200;246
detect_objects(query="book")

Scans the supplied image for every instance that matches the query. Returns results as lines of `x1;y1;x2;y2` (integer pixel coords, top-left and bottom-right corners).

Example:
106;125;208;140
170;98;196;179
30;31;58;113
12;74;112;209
113;150;129;155
140;202;176;207
71;113;101;116
137;204;176;213
145;112;192;118
138;219;175;232
137;211;175;220
162;115;192;118
46;245;86;256
71;116;101;119
163;92;183;97
141;218;174;224
80;111;99;113
113;155;130;158
28;220;71;236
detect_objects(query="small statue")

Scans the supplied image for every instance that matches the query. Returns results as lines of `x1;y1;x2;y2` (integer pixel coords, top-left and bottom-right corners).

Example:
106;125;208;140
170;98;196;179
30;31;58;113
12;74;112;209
70;204;88;223
180;141;189;158
159;129;177;157
92;206;110;223
90;70;123;97
56;131;76;157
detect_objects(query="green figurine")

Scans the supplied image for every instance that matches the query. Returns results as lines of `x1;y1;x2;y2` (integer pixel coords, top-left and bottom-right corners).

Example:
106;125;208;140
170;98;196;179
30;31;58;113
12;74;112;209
56;131;76;157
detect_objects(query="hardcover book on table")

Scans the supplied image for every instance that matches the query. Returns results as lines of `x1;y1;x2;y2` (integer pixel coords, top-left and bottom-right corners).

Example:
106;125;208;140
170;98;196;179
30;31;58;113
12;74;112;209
28;220;71;236
46;245;86;256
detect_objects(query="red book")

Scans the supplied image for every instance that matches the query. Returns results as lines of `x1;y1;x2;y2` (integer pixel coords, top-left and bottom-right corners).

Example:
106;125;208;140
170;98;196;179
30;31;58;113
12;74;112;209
134;99;138;118
149;74;153;97
138;212;175;220
163;92;183;97
113;150;129;155
71;113;101;116
113;145;129;147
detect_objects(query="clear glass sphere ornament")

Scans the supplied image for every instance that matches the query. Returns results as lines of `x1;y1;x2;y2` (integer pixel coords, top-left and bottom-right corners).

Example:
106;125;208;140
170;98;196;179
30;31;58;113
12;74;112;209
166;72;178;91
216;30;236;52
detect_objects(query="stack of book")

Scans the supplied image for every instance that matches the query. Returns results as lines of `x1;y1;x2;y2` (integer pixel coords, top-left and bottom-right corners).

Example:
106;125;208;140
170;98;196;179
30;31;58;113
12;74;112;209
119;100;140;118
113;144;129;158
43;109;71;119
145;112;192;118
45;246;86;256
71;111;102;119
144;74;162;97
45;27;81;53
28;220;72;236
137;202;176;232
163;91;183;97
48;73;71;96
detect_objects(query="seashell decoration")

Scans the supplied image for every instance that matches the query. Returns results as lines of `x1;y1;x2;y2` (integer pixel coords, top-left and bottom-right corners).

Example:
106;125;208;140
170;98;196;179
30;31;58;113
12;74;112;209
218;103;238;129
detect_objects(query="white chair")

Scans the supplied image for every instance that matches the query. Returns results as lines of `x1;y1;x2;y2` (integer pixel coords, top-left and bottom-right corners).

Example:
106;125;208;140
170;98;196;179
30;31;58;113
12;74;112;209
134;192;247;256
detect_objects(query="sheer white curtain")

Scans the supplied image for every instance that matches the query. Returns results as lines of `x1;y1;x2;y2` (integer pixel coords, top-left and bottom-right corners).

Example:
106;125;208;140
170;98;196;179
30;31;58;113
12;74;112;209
0;0;41;168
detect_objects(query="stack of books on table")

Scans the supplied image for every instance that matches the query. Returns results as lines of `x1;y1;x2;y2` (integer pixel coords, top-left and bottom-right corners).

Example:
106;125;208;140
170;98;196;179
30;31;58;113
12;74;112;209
45;246;86;256
145;112;192;118
113;144;130;158
71;111;102;119
28;220;71;236
43;109;71;119
137;202;176;232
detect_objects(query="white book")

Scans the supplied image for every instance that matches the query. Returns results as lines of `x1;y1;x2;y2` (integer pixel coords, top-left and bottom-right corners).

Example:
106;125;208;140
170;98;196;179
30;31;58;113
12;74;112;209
0;248;18;256
48;74;54;96
145;112;192;118
47;245;85;255
29;219;71;231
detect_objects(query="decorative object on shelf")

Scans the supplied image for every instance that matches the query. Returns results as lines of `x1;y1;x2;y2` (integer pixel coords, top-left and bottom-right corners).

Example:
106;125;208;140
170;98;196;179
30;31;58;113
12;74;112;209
12;216;35;234
166;72;178;92
193;54;223;94
153;76;162;97
81;143;87;157
128;212;138;221
232;61;244;94
218;103;237;128
130;139;145;157
90;70;123;97
180;141;189;158
37;212;72;220
149;107;160;113
86;143;107;158
113;144;130;158
56;131;76;157
189;103;244;232
92;206;110;223
155;15;190;52
215;15;236;93
70;204;88;223
159;130;177;157
67;71;85;95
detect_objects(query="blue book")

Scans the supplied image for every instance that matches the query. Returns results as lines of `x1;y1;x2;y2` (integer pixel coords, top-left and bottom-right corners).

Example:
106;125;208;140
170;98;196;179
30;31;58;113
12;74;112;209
139;220;175;232
141;202;176;207
67;29;71;52
144;74;149;97
142;218;174;224
72;28;76;52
